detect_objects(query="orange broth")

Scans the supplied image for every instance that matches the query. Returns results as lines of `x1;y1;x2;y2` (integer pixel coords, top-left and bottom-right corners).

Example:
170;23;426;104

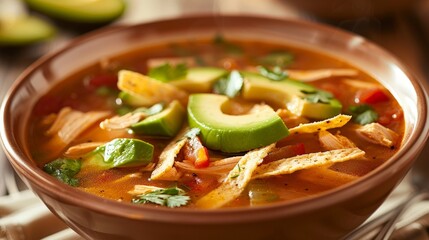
28;38;404;208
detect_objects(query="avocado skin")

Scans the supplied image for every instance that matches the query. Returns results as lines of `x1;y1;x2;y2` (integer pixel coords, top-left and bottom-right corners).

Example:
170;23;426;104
187;94;289;153
23;0;126;23
131;100;186;137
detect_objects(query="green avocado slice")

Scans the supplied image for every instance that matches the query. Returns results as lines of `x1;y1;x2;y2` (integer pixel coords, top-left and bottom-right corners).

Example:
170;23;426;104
188;94;289;153
0;15;55;46
241;72;342;120
169;67;228;93
131;100;186;137
23;0;126;23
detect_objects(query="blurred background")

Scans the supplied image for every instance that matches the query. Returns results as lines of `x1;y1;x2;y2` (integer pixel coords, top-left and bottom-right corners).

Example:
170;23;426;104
1;0;429;239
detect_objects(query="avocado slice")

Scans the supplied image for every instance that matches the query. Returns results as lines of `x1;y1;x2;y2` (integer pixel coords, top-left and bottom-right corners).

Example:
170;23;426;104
241;72;342;120
169;67;228;93
131;100;186;137
188;94;289;153
0;15;55;46
24;0;126;23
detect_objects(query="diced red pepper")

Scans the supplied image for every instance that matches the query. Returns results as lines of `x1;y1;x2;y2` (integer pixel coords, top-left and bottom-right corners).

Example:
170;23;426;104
183;137;210;168
87;74;118;90
358;88;389;104
264;143;305;163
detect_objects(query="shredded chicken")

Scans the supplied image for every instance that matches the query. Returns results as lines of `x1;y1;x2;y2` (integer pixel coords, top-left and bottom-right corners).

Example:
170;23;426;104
318;130;356;150
286;68;358;82
356;122;399;147
195;144;275;209
43;107;110;158
252;148;365;179
99;112;146;130
289;114;352;135
296;167;358;188
64;142;106;158
150;128;189;181
175;156;241;176
342;79;380;89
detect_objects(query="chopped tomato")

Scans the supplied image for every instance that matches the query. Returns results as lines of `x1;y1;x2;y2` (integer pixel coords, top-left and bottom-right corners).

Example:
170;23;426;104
183;137;210;168
264;143;305;163
358;88;389;104
87;74;118;90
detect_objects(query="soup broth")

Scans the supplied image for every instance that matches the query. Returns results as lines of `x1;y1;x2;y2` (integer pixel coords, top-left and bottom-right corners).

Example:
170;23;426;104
28;37;404;209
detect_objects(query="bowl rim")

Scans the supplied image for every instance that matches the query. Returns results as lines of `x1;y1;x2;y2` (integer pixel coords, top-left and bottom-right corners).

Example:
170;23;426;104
1;14;429;224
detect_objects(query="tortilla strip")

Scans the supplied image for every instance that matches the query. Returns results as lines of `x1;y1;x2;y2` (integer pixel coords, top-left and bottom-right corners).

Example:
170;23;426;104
252;148;365;179
356;122;398;147
289;114;351;135
195;144;275;209
150;129;188;181
287;68;358;82
318;130;356;150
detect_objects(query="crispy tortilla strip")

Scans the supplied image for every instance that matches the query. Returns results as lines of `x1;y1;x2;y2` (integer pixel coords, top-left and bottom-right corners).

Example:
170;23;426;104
128;185;164;196
356;122;399;147
318;130;356;150
289;114;351;135
195;144;275;209
150;129;188;181
286;68;358;82
100;112;146;130
252;148;365;179
64;142;106;158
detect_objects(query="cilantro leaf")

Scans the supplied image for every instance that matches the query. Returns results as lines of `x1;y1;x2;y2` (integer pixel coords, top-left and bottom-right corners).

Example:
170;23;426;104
148;63;188;82
132;187;190;208
349;104;379;125
43;158;81;186
260;51;294;68
213;70;244;98
301;90;334;104
258;66;288;81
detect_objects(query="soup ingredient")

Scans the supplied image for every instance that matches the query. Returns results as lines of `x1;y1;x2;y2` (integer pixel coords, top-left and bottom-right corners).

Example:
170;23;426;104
213;70;244;98
90;138;154;168
175;156;241;176
169;67;227;93
196;144;275;209
247;180;279;206
241;72;342;120
117;70;188;107
100;111;146;130
182;132;210;168
288;114;351;135
356;123;399;147
188;94;289;153
43;158;81;186
0;15;55;46
131;100;185;137
286;68;358;82
148;63;188;82
24;0;126;23
259;50;294;68
151;129;189;181
64;142;105;158
131;187;190;208
252;148;365;179
349;104;379;125
318;131;356;150
358;88;389;104
258;66;288;81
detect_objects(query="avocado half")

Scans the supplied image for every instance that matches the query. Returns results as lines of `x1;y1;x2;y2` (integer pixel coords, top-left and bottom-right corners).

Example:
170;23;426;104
187;94;289;153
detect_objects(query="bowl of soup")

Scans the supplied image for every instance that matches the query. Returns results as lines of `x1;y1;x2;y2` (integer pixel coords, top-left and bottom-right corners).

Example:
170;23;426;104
1;16;428;240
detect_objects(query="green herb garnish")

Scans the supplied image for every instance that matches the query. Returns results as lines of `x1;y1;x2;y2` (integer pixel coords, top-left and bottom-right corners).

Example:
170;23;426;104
213;70;244;98
43;158;81;186
301;90;334;104
260;51;294;68
258;66;288;81
132;187;190;208
230;164;242;179
349;104;379;125
148;63;188;82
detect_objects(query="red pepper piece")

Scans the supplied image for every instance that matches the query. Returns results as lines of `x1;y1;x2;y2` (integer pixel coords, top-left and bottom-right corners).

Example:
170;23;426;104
183;137;210;168
359;88;389;104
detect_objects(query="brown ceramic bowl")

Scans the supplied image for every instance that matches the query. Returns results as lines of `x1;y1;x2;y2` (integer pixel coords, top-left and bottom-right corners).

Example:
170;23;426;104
1;16;428;240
